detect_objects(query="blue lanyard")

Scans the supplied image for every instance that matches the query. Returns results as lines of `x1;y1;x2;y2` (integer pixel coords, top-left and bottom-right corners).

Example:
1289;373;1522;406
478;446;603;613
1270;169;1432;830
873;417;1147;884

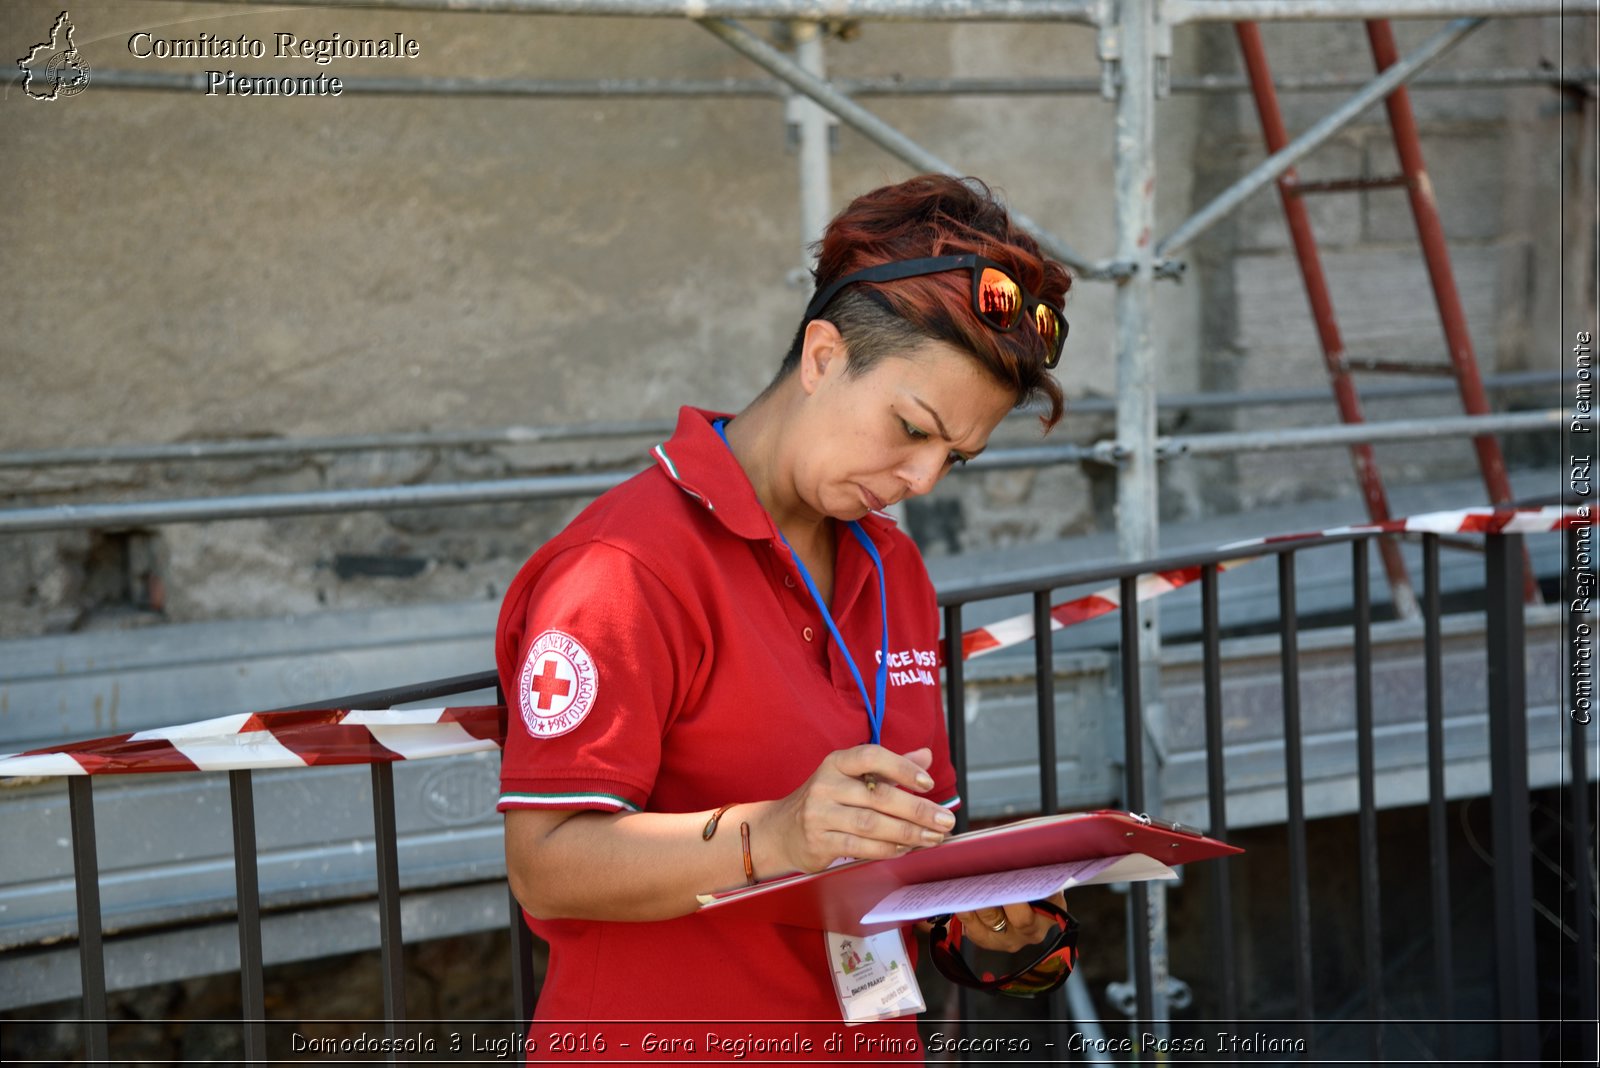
711;419;891;744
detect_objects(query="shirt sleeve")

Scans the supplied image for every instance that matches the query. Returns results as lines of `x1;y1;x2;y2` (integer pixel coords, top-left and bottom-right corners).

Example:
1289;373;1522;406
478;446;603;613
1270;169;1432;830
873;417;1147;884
497;541;704;815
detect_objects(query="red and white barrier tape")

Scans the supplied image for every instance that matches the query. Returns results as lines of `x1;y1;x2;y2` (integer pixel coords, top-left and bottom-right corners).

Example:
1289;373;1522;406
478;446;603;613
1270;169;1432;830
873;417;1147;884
2;505;1586;778
1217;504;1583;550
960;505;1585;661
0;707;504;778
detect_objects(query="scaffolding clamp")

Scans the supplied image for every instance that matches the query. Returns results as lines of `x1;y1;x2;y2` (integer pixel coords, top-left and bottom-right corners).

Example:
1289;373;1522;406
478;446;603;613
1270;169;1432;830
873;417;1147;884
1096;0;1175;100
1088;439;1130;466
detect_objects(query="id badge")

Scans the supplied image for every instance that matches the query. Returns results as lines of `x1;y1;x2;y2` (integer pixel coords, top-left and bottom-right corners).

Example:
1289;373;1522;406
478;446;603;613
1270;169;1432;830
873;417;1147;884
824;928;925;1024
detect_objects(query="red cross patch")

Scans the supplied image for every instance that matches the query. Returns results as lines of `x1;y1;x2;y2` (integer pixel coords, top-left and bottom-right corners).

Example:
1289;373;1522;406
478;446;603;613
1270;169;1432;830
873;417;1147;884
517;629;599;738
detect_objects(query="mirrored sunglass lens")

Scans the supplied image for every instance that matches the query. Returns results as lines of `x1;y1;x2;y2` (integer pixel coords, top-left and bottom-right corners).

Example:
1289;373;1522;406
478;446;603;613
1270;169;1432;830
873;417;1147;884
1033;304;1060;348
1002;950;1074;992
977;268;1023;328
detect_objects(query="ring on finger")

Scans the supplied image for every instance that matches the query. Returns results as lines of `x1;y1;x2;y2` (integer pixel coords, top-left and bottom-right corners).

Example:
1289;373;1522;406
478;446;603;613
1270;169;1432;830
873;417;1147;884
987;914;1009;933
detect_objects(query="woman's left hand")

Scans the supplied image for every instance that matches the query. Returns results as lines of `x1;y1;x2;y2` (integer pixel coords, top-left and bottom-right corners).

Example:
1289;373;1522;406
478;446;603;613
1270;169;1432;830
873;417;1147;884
953;891;1067;953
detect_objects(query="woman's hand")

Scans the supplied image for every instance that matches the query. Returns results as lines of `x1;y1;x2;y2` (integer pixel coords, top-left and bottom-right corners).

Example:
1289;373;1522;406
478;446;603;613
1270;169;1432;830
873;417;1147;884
954;891;1068;954
759;744;956;874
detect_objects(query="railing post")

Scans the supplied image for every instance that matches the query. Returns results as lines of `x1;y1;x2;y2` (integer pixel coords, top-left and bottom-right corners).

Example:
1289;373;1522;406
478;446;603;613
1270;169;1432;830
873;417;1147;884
1118;577;1156;1037
1277;551;1314;1051
501;680;540;1029
371;762;407;1062
1199;564;1239;1021
1421;535;1455;1059
228;770;267;1063
509;886;537;1026
1484;531;1538;1058
67;777;109;1062
1566;524;1598;1065
1351;540;1384;1059
942;602;974;1032
1031;589;1073;1043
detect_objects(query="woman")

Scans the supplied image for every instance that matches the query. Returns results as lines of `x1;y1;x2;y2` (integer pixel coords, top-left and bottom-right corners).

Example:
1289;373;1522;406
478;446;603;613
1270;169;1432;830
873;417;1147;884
495;174;1072;1056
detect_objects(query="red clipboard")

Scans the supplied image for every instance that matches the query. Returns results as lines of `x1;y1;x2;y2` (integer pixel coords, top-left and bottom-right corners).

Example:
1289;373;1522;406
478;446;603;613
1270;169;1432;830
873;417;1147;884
697;809;1242;936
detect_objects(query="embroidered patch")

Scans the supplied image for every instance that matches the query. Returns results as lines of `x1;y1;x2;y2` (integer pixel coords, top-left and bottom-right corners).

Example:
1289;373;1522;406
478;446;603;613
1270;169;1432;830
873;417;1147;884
517;629;599;738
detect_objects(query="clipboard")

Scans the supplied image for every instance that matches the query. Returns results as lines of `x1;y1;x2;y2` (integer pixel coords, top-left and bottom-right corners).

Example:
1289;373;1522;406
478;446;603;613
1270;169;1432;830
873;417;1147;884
696;809;1242;936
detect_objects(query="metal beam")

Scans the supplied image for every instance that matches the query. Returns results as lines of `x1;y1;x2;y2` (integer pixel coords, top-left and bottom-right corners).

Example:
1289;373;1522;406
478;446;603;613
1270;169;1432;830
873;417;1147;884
0;371;1558;470
1158;408;1560;456
153;0;1569;21
1171;0;1565;20
8;66;1589;100
698;18;1095;273
1157;18;1482;260
0;411;1559;533
0;472;634;533
1109;0;1171;1034
0;420;675;468
183;0;1101;23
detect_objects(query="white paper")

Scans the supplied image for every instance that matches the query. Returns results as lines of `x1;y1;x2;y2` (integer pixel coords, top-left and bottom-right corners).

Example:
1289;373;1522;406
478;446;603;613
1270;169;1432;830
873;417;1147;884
860;853;1177;924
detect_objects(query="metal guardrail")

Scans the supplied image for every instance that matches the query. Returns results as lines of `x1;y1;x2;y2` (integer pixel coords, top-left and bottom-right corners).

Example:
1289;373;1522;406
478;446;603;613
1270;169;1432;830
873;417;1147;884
37;523;1595;1062
5;66;1591;100
0;372;1561;470
0;409;1565;532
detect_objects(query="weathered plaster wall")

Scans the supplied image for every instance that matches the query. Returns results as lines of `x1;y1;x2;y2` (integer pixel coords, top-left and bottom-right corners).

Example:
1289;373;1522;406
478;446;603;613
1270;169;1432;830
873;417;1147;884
0;3;1583;640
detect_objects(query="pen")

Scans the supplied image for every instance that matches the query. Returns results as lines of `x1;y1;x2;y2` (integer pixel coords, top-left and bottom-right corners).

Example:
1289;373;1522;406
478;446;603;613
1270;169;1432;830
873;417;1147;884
1131;812;1202;838
863;773;877;793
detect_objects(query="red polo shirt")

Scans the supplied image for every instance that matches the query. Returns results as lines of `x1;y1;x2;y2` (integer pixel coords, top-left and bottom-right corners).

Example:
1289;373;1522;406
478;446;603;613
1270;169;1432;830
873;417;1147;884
496;406;958;1051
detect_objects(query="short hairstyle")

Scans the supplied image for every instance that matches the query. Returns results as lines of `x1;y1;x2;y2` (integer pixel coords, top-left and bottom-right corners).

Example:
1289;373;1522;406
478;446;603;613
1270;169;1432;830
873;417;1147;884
776;174;1070;430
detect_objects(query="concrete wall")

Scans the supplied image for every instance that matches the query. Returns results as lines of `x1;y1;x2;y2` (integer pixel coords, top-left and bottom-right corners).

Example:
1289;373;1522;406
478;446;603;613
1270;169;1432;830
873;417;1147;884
0;2;1586;639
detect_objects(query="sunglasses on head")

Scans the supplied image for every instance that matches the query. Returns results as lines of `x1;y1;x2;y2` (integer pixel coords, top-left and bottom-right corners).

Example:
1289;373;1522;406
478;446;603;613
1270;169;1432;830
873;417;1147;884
802;254;1068;370
928;899;1080;998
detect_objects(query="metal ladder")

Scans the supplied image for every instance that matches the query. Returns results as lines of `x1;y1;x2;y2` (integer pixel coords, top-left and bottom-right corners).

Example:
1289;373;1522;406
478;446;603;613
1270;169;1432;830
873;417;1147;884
1235;18;1537;615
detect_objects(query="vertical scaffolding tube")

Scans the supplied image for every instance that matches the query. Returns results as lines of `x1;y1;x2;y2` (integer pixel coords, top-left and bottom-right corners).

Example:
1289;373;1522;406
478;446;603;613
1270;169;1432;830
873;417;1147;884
1111;0;1169;1033
791;21;832;260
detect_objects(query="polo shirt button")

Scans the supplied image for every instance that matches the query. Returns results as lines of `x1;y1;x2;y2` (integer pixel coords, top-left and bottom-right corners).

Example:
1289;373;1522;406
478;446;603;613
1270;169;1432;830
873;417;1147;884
784;575;796;588
802;626;814;642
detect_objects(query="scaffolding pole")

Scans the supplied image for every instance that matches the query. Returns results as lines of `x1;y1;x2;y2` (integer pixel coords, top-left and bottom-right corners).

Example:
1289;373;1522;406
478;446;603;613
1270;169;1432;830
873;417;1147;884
698;17;1095;273
1170;0;1564;22
790;21;834;261
183;0;1566;19
10;66;1588;99
1108;0;1172;1037
185;0;1101;22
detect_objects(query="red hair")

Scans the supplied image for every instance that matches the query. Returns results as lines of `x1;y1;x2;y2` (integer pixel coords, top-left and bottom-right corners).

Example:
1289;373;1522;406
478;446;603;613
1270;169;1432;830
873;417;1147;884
793;174;1070;430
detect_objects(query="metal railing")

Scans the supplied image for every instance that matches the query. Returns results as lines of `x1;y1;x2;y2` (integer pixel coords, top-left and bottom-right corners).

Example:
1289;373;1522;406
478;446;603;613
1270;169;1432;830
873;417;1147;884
36;520;1594;1062
0;407;1562;533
